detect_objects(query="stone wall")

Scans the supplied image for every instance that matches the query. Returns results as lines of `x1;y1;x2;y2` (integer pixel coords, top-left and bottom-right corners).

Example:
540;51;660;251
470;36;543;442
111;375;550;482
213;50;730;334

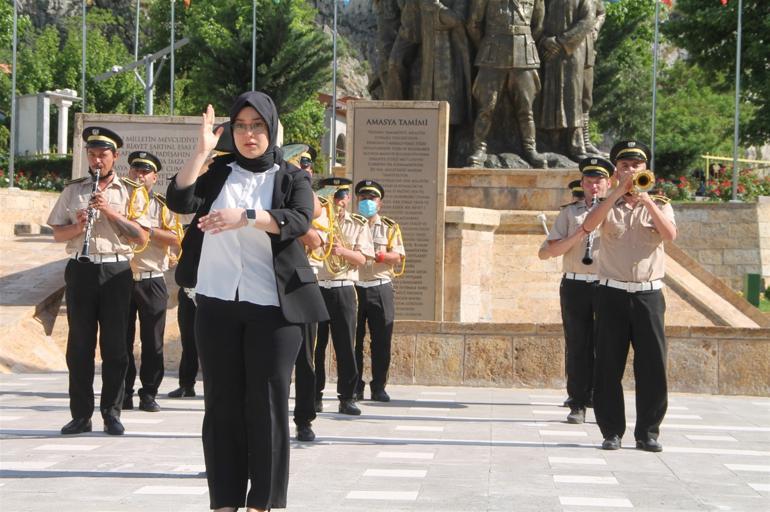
0;188;59;237
673;200;769;292
375;321;770;396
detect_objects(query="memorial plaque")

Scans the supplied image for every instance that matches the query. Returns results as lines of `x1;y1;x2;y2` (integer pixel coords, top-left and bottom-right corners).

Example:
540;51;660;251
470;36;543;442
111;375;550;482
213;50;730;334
347;101;448;321
72;113;229;190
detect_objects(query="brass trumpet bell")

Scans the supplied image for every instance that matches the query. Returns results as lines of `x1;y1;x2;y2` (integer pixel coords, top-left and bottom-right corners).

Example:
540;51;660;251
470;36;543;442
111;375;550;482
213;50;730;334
632;170;655;194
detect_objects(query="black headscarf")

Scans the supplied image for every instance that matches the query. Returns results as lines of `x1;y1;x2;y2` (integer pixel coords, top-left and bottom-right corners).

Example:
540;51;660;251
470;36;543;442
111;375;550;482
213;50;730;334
228;91;283;173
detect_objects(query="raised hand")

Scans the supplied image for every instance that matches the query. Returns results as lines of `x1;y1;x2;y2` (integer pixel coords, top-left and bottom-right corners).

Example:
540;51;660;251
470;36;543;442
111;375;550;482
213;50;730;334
196;104;225;155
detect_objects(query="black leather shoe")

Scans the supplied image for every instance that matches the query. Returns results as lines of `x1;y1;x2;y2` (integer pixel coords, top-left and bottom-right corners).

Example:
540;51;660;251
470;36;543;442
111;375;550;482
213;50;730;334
139;396;161;412
103;416;125;435
636;438;663;452
296;424;316;442
353;391;364;401
122;395;134;410
167;386;196;398
566;407;585;424
314;399;323;413
601;435;621;450
61;417;92;435
338;399;361;416
371;389;391;402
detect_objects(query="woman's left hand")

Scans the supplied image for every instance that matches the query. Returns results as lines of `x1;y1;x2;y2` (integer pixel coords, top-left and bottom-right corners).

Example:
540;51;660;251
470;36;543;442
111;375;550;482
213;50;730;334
198;208;247;234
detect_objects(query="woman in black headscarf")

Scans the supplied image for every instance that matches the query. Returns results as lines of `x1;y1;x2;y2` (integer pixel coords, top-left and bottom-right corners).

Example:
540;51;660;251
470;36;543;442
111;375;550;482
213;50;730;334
167;91;328;512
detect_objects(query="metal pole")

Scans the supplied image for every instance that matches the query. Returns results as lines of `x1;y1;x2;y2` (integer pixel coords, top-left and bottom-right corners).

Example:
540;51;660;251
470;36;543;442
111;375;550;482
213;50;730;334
82;0;87;113
650;0;661;172
146;59;154;115
329;0;338;174
731;0;743;201
9;0;20;189
170;0;175;115
252;0;256;91
131;0;140;114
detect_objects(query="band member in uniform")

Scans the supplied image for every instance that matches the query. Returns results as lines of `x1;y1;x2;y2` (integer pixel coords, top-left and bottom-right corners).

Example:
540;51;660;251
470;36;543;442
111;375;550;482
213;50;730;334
47;127;148;436
168;124;234;400
538;157;613;424
166;92;327;511
582;140;677;452
123;151;182;413
313;177;375;416
353;179;405;402
292;147;325;442
568;179;584;201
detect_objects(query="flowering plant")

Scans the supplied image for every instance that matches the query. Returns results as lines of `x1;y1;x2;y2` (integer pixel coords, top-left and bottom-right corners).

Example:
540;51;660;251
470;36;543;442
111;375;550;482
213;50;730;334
703;167;770;202
0;169;67;192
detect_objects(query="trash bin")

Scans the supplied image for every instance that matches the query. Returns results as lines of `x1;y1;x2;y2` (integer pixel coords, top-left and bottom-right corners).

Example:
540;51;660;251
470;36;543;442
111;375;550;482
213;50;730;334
744;273;761;307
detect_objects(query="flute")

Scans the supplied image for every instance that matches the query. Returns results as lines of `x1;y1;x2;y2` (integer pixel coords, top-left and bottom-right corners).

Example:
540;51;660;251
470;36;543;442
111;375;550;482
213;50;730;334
581;196;598;265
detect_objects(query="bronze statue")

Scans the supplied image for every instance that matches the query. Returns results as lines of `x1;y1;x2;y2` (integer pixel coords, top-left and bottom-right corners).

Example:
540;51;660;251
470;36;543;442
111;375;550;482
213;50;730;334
418;0;473;126
537;0;595;161
582;0;605;155
385;0;421;100
370;0;403;99
466;0;548;168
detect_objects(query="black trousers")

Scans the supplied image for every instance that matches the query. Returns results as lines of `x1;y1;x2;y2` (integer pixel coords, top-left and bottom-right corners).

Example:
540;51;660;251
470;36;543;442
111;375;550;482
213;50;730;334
64;259;132;420
314;285;358;400
593;286;668;442
125;277;167;399
354;282;395;394
195;295;301;510
559;278;596;408
293;322;317;427
176;288;199;388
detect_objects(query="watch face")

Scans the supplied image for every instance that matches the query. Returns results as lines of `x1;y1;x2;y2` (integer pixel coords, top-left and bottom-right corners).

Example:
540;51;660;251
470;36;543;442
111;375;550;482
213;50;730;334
246;209;257;220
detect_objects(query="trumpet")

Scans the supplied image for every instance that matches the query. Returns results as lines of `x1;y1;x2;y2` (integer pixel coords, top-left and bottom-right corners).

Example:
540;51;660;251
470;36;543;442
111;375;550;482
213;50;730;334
78;173;100;262
632;170;655;194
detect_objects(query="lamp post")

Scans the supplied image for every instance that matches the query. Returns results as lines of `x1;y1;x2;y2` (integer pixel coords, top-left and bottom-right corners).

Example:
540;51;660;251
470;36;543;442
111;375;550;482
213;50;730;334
328;0;339;174
82;0;87;113
252;0;256;91
170;0;175;115
730;0;744;202
8;0;22;189
650;0;662;171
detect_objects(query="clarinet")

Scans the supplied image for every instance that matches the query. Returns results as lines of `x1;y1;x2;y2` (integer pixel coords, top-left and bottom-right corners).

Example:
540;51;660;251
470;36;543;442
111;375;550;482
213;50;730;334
581;196;598;265
78;172;100;263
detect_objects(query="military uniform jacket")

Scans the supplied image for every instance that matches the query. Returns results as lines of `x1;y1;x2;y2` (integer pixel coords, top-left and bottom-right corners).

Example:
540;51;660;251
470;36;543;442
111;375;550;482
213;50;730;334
130;193;177;273
598;197;676;283
468;0;544;69
316;210;375;282
47;175;144;257
544;200;601;274
358;215;406;281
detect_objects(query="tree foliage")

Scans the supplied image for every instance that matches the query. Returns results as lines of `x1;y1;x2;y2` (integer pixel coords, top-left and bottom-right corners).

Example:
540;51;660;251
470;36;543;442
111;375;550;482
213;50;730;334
592;0;753;177
145;0;333;119
664;0;769;145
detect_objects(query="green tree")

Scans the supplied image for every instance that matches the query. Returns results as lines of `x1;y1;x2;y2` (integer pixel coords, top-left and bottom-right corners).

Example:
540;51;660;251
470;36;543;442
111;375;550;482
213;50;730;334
664;0;769;145
145;0;332;118
593;0;656;144
281;97;327;153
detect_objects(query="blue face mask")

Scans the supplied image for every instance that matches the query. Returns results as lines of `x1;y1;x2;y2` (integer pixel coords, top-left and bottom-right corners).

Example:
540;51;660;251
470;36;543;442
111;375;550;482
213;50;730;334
358;199;378;218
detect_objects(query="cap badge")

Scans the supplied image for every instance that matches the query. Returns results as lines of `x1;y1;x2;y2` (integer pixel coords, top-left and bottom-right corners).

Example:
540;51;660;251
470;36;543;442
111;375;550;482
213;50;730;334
591;159;597;164
92;128;99;135
139;152;146;158
629;141;636;147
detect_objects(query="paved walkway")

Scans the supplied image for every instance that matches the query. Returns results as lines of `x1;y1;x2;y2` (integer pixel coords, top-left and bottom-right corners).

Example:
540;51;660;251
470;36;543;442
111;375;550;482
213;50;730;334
1;374;769;511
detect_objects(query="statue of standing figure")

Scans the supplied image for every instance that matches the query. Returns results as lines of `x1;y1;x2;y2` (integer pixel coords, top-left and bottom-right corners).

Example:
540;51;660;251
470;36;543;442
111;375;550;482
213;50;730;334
537;0;595;161
466;0;548;168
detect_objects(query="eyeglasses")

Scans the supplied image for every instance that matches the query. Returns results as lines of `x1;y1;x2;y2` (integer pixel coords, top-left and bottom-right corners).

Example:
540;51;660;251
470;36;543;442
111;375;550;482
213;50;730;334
232;121;267;134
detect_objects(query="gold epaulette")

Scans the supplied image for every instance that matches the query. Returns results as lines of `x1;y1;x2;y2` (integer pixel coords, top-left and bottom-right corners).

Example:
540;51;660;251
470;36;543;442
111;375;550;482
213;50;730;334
350;213;368;225
121;176;142;188
318;195;329;206
651;194;670;204
154;193;167;206
65;176;89;186
560;200;579;209
381;215;397;228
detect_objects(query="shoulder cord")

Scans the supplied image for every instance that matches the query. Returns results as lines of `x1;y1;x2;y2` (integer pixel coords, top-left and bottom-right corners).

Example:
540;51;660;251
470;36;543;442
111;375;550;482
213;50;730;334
387;223;406;277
